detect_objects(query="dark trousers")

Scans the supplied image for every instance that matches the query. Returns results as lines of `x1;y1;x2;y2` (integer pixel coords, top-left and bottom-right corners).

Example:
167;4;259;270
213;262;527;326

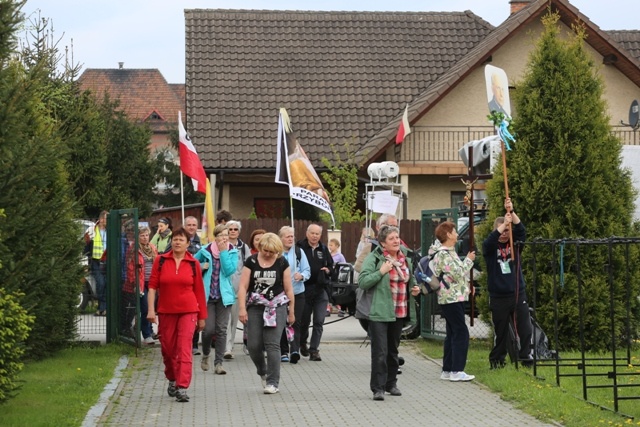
300;286;329;352
440;302;469;372
367;318;404;393
280;292;306;355
489;293;532;364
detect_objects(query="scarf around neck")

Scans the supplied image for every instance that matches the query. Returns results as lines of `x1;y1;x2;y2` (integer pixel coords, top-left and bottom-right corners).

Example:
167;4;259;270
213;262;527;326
383;250;409;282
140;243;155;259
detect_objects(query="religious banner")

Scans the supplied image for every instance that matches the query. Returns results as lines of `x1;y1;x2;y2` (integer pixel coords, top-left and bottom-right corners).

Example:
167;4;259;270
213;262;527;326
275;108;335;224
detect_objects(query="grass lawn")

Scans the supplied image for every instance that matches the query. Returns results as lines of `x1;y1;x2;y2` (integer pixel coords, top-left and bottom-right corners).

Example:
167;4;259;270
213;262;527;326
0;343;134;427
412;338;640;427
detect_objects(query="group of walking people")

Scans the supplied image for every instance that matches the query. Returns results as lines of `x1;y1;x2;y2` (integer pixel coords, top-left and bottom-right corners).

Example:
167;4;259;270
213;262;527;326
131;213;336;402
97;197;532;403
354;199;532;401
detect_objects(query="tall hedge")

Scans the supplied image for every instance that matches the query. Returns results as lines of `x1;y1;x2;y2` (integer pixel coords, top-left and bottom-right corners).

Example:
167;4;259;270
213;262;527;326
482;12;640;351
0;1;83;359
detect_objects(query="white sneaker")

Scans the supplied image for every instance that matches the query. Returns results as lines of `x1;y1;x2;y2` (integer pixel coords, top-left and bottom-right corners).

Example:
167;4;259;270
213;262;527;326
142;337;155;345
223;351;234;360
263;384;279;394
449;371;475;382
440;371;451;380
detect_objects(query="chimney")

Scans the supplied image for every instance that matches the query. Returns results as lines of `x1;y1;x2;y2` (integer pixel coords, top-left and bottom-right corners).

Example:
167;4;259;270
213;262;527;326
118;62;124;69
510;0;531;15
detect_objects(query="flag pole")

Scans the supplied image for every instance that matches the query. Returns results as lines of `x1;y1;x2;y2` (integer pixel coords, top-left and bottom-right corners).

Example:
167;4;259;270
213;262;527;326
289;195;294;228
500;141;514;260
180;171;185;226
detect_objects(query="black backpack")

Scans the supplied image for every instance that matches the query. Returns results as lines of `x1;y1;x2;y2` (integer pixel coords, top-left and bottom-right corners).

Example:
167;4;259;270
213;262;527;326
293;243;302;268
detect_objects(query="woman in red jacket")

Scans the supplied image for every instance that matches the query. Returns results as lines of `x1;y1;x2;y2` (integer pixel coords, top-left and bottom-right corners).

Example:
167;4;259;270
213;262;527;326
147;227;207;403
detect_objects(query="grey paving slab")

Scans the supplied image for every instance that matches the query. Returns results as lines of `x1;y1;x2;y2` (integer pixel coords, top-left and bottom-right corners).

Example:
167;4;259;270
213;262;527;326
98;316;556;427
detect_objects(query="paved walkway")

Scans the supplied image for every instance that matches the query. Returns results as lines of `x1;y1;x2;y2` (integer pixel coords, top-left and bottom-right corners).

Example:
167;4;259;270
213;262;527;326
97;316;556;426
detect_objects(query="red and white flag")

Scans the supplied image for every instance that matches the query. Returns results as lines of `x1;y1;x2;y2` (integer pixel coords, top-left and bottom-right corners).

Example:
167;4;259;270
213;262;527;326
395;104;411;145
178;111;207;194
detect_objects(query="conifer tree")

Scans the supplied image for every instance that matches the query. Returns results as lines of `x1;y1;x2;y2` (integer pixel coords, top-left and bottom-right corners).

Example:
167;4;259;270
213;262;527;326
0;1;82;358
483;12;639;351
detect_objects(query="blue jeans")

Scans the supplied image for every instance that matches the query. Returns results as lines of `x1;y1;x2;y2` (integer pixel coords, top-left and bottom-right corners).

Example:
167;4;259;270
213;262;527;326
440;302;470;372
91;260;107;312
300;286;329;352
246;304;287;387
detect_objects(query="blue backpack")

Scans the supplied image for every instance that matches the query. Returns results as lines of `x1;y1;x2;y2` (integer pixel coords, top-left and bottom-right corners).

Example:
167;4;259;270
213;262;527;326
414;253;449;294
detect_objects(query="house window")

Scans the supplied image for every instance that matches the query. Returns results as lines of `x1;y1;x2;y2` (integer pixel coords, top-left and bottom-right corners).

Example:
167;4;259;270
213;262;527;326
451;191;465;209
254;198;289;218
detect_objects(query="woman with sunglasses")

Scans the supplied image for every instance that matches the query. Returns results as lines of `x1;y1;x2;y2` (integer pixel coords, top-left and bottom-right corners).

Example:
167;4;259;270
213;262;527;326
194;224;238;375
223;220;252;359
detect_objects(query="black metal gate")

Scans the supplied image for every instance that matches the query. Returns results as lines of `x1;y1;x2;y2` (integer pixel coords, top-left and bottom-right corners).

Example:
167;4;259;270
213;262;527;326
524;238;640;417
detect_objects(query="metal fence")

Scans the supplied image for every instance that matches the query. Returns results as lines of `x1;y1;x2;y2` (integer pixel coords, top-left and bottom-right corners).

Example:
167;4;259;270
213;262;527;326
418;235;640;415
524;237;640;416
77;209;142;350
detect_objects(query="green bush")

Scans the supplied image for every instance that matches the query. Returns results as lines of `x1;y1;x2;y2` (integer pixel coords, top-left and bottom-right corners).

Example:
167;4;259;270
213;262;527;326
0;290;35;403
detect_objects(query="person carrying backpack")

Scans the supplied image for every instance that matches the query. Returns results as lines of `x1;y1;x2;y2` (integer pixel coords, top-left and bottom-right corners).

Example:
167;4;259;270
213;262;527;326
430;221;476;383
278;226;311;364
224;220;252;359
147;227;207;403
297;223;333;362
357;225;420;401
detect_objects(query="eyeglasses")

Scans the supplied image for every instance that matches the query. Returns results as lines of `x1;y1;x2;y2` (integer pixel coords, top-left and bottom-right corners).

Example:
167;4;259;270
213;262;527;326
228;228;239;231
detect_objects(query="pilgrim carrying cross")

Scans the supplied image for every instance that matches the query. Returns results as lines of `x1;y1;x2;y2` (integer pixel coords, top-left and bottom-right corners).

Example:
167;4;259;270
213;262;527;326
449;145;492;326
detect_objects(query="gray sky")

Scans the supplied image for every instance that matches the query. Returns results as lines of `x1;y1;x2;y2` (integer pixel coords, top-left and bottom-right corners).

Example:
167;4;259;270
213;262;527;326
20;0;639;84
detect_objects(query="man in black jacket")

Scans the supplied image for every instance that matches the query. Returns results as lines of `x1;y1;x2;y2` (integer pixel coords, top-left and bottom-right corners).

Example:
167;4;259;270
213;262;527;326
482;198;532;368
298;223;333;361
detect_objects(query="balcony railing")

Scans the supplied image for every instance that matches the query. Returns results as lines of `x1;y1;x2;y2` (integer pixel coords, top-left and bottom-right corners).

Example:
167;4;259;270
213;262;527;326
400;125;639;164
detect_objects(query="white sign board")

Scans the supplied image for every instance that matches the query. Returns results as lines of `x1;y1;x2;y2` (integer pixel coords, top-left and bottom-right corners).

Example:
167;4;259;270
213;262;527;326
367;191;400;214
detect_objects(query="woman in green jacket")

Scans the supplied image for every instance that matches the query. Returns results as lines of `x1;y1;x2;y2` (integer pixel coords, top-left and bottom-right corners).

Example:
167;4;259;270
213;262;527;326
358;225;420;401
151;217;172;254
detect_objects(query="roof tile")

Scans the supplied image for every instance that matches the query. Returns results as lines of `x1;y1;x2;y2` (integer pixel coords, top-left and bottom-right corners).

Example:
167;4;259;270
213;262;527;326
185;9;494;170
78;69;185;126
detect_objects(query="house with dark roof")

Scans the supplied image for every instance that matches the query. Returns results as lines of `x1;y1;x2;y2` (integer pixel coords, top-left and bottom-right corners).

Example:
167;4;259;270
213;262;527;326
186;0;640;220
77;65;185;155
